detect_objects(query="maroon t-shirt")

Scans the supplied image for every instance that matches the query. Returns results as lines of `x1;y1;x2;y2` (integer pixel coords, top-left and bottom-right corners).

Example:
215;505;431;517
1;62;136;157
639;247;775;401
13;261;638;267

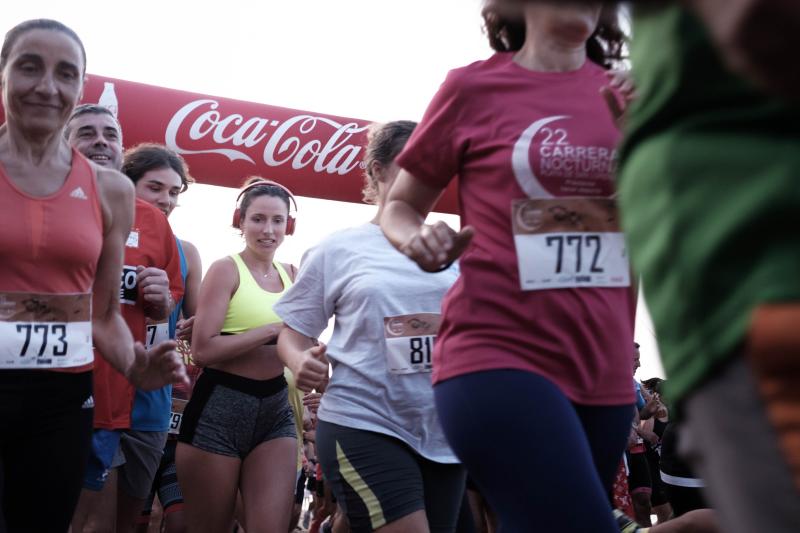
396;53;635;405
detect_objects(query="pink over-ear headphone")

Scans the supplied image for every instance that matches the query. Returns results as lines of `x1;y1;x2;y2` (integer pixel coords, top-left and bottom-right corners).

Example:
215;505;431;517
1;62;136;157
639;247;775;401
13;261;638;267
231;179;298;235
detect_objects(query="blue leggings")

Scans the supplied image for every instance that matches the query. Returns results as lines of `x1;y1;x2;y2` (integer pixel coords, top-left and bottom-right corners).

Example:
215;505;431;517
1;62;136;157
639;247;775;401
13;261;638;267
435;370;633;533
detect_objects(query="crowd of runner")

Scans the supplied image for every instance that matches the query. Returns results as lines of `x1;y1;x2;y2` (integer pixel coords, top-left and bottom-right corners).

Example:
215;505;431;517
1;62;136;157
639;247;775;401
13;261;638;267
1;1;798;532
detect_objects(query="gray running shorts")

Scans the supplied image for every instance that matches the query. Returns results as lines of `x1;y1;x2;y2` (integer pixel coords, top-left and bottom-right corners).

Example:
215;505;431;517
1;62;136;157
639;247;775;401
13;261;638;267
177;368;296;459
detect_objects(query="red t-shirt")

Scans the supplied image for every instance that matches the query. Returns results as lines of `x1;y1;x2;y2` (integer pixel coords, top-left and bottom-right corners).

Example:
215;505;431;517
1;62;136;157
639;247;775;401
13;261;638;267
93;198;184;429
396;53;635;405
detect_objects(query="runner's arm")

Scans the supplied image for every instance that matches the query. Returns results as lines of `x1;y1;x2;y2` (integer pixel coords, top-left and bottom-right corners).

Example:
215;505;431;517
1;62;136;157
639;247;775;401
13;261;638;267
141;217;183;320
92;168;137;376
380;169;474;272
637;416;660;445
277;326;328;393
174;240;202;341
179;239;202;317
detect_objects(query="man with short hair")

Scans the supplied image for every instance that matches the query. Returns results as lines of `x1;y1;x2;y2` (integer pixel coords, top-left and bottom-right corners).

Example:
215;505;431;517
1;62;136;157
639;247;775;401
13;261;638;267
67;104;184;533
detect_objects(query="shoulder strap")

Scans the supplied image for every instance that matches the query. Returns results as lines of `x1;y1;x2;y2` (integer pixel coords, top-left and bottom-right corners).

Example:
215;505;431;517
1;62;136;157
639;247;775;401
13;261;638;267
230;254;253;288
176;238;188;281
274;261;293;289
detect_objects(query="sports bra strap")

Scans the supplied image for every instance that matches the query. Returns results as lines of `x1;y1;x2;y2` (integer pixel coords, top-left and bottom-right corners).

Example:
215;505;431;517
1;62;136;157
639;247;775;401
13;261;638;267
273;261;293;288
231;254;292;293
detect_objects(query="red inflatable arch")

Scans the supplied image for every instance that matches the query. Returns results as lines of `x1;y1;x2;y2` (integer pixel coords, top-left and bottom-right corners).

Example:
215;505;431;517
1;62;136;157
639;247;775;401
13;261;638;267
0;74;459;214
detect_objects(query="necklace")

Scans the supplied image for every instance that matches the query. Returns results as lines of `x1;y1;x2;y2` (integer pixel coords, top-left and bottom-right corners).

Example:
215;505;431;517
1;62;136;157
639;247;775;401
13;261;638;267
243;254;273;279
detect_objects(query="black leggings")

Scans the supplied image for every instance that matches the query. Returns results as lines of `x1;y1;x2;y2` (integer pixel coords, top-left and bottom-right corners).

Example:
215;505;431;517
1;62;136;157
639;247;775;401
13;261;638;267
0;370;93;533
435;370;633;533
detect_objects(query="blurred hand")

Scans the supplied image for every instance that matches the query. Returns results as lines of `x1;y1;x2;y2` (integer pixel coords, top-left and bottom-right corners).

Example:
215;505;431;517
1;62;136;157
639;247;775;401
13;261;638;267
294;343;328;392
303;392;322;414
176;316;195;341
303;408;314;430
640;430;660;447
137;266;172;315
641;394;661;419
399;221;474;273
601;69;637;129
128;340;188;390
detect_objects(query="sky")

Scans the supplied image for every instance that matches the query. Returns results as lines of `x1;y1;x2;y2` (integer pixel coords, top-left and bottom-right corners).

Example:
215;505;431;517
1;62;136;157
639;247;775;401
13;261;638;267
5;1;664;379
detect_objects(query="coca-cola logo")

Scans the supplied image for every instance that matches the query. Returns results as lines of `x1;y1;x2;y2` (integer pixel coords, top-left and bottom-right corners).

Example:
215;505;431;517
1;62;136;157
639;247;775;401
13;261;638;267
165;99;368;175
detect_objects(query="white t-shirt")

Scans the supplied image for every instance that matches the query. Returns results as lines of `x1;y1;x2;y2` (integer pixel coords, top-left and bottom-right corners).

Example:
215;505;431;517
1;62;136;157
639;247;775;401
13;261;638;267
274;222;459;463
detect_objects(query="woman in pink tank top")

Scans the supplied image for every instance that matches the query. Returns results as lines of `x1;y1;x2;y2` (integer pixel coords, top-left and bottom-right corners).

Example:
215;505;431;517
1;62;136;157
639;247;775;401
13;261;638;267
0;19;185;532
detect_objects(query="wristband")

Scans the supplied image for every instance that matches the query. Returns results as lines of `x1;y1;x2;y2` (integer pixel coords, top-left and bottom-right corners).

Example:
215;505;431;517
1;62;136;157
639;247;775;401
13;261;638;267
430;260;454;273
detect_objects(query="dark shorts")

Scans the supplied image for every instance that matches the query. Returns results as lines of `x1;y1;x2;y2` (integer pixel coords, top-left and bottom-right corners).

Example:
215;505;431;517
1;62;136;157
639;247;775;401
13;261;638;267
645;446;668;506
659;422;707;516
626;450;652;495
661;476;708;517
117;429;168;499
177;368;296;459
315;420;465;533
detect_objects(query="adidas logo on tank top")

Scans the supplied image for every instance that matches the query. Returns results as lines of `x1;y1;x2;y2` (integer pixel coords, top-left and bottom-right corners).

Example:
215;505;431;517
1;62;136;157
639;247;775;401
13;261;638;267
70;186;88;200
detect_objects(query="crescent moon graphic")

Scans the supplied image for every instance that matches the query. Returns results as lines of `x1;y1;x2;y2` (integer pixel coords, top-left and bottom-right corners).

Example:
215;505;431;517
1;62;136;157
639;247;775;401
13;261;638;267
511;115;569;199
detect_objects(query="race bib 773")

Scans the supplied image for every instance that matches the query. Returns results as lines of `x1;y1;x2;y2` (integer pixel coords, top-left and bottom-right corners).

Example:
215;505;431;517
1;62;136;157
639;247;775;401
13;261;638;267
0;292;93;369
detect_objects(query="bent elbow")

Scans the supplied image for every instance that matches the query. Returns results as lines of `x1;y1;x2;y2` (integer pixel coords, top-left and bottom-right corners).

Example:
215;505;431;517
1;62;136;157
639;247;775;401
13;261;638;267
190;343;211;367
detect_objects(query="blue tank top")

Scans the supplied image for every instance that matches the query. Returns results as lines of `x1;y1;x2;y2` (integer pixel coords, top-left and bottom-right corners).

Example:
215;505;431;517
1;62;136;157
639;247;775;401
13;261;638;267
130;237;188;431
634;380;646;411
169;239;189;337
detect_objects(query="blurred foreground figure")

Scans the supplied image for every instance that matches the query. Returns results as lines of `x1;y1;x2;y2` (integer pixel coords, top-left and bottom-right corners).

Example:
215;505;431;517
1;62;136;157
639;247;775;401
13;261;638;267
614;2;800;532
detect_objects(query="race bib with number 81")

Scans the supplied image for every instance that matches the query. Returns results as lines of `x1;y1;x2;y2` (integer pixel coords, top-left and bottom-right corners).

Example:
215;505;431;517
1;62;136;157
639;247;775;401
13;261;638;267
383;313;441;374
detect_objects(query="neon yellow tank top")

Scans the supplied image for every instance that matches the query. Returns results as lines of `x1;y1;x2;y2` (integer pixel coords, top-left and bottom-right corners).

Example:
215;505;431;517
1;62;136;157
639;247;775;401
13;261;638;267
221;254;292;334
